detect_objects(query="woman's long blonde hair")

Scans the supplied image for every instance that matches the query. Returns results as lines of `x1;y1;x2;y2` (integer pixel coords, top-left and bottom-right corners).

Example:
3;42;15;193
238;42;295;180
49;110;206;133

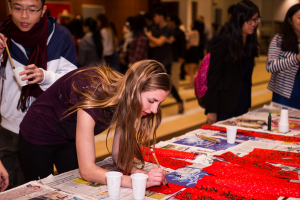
66;60;171;174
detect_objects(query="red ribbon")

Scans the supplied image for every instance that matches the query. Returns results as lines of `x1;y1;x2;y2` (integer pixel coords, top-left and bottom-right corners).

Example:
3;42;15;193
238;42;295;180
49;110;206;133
142;146;197;159
143;155;193;170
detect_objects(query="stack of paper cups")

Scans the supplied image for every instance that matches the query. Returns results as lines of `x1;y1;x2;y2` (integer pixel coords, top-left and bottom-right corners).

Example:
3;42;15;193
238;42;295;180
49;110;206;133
278;109;289;133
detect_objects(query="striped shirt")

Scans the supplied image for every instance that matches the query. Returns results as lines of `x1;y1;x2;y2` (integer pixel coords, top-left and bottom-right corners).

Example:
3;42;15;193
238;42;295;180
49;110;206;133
267;34;300;99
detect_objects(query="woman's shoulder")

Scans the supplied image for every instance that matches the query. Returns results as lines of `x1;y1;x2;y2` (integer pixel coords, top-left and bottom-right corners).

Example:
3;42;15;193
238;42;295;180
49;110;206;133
272;33;282;40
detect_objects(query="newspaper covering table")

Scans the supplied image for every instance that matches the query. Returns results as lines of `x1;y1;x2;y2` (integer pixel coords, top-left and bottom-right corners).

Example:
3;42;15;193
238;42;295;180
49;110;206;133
1;102;300;200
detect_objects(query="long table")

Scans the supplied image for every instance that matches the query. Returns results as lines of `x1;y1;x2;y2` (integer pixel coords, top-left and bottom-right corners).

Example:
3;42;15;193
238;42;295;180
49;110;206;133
1;102;300;200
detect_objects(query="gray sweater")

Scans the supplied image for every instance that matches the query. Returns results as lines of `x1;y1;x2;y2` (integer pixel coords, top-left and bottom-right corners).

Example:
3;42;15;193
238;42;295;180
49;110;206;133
78;32;103;67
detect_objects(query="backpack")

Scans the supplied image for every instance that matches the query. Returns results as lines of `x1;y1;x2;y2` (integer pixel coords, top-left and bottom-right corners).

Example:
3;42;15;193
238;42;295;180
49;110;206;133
194;53;210;108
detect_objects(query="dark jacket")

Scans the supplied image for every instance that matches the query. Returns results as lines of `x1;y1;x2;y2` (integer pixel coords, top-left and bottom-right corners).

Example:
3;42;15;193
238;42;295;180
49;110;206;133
171;27;186;62
205;34;254;114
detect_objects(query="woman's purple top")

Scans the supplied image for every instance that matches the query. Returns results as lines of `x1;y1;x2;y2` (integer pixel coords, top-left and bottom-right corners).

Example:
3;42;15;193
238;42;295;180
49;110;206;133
20;67;114;145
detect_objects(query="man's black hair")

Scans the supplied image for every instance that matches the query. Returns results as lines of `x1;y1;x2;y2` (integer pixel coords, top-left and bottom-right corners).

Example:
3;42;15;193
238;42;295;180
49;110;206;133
169;15;181;26
154;7;168;19
9;0;46;6
144;12;153;21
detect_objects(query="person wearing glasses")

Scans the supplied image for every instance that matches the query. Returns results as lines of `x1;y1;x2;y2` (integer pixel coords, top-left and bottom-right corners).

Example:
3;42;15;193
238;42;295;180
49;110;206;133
205;0;260;124
0;0;77;189
267;4;300;109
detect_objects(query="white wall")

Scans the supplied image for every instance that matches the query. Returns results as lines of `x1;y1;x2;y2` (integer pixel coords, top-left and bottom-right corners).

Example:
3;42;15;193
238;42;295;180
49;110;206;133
273;0;299;22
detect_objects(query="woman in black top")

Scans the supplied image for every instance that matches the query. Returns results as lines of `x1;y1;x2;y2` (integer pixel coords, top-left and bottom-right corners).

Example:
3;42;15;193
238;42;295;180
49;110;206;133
205;0;260;124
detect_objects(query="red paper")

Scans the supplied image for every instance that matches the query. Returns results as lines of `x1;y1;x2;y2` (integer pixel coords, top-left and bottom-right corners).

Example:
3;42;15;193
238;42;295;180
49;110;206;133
213;176;300;198
195;180;279;200
147;182;185;194
203;161;287;182
271;170;299;180
244;148;300;167
201;125;300;142
215;152;281;174
143;155;193;170
142;147;197;159
175;187;228;200
249;148;300;159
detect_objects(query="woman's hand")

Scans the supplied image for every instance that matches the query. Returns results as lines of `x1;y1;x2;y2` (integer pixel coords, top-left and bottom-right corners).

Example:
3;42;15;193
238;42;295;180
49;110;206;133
0;161;9;192
206;113;217;125
0;34;7;56
20;64;45;84
145;168;166;188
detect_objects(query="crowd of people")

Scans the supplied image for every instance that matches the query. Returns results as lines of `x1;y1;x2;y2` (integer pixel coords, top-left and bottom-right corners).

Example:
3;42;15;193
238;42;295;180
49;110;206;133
0;0;300;194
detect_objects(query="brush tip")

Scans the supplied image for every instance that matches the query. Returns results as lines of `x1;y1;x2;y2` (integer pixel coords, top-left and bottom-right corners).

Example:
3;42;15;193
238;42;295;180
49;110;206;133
166;183;170;188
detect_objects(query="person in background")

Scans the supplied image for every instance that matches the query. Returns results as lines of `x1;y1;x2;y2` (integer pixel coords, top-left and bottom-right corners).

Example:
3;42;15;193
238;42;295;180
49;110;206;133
19;60;170;188
205;0;260;124
68;18;84;56
78;18;103;68
97;14;114;67
119;16;134;72
206;23;219;53
147;7;184;114
219;4;236;35
128;15;148;66
227;4;236;20
0;160;8;192
109;21;120;72
169;15;186;90
144;12;154;32
0;0;77;189
267;4;300;109
185;20;200;88
197;15;208;57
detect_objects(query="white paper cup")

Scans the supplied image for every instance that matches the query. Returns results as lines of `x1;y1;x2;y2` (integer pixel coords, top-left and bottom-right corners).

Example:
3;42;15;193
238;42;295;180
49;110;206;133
226;126;237;144
105;171;123;199
12;66;27;87
131;173;148;200
278;109;289;133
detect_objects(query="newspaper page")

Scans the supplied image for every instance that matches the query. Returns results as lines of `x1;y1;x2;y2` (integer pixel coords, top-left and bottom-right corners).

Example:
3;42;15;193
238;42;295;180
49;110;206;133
0;181;85;200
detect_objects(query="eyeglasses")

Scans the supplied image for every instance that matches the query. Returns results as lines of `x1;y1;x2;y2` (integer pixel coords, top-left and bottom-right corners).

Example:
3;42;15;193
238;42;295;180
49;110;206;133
11;5;43;15
247;17;261;25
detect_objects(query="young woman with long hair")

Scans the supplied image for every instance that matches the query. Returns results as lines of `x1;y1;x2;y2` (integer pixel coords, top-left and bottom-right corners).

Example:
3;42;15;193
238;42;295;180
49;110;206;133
205;0;260;124
19;60;171;188
78;17;103;67
267;4;300;109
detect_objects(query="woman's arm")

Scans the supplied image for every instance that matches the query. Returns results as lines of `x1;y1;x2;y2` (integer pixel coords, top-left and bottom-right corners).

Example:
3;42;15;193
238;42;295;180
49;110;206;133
266;34;299;73
0;160;9;192
112;126;166;188
76;109;111;184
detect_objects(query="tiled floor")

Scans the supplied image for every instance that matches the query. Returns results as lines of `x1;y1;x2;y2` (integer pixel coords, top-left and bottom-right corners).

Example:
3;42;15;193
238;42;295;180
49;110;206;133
94;56;272;161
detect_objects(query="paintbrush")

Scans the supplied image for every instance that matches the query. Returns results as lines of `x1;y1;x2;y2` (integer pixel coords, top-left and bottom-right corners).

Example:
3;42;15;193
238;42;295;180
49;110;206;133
150;147;170;188
199;134;220;144
4;40;15;69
